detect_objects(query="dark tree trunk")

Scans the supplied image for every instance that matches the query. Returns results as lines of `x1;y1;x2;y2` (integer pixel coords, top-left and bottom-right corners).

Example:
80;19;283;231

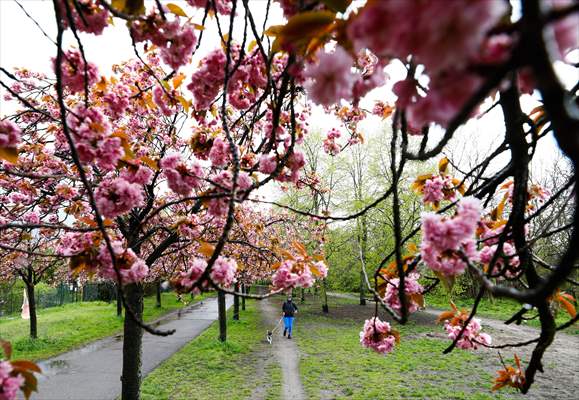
241;283;246;311
121;283;144;400
155;281;162;308
218;291;227;341
26;281;37;339
359;268;366;306
116;284;123;317
233;283;240;320
300;287;305;303
321;279;329;313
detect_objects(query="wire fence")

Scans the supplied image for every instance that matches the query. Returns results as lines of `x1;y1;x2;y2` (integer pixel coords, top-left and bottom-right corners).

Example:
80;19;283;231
0;282;117;317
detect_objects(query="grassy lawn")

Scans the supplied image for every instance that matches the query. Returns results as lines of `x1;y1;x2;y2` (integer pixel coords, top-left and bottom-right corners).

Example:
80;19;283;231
141;301;281;400
335;290;578;335
0;291;212;361
295;295;522;400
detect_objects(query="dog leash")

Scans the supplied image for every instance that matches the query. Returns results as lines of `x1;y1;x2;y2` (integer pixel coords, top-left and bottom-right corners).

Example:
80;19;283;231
271;317;283;333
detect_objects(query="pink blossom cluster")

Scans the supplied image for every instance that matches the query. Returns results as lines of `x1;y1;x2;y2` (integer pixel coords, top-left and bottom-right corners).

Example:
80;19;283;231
421;197;481;276
0;361;24;400
258;153;278;174
348;1;507;74
323;128;341;156
304;47;356;106
347;1;508;128
422;175;456;204
120;165;154;186
57;231;97;257
444;317;492;350
186;0;232;15
177;258;207;294
54;49;99;94
153;86;180;116
66;105;124;171
131;15;197;70
275;150;305;184
187;49;226;110
56;0;110;35
176;256;237;292
208;136;231;167
547;0;579;60
479;242;520;277
210;256;237;287
227;50;268;109
159;153;204;196
359;317;397;355
207;170;253;217
0;120;21;149
95;177;145;219
384;273;423;314
271;260;314;290
103;84;131;119
97;240;149;284
304;47;386;106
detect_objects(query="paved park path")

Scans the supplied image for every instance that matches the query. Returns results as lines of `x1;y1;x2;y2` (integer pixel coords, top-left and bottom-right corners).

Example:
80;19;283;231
259;298;305;400
34;295;233;400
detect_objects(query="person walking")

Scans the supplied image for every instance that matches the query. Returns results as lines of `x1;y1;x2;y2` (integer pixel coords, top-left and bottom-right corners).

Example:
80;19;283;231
282;296;298;339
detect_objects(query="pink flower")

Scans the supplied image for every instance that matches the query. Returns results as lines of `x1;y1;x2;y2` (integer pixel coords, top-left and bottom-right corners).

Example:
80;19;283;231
0;120;21;149
313;261;328;278
96;137;124;171
97;241;149;284
420;197;481;276
66;105;121;168
384;273;423;314
207;170;253;217
360;317;397;355
54;49;99;94
57;232;97;257
22;211;40;225
348;0;507;74
186;0;232;15
56;0;109;35
304;47;356;106
160;153;204;196
210;257;237;287
178;258;207;293
131;16;197;70
187;49;226;110
547;0;579;60
258;153;278;174
153;86;180;116
0;360;25;400
120;165;154;186
422;176;445;204
103;84;131;119
407;71;482;129
208;136;231;167
95;177;145;218
271;260;314;290
443;317;492;350
479;242;520;277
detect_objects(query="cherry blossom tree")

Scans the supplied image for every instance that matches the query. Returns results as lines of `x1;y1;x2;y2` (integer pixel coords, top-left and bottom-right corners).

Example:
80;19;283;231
0;0;577;399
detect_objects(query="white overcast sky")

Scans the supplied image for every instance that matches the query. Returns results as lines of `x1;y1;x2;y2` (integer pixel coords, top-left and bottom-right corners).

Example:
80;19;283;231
0;0;576;184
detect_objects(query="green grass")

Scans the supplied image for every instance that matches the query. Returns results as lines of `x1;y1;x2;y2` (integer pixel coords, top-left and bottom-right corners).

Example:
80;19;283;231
295;295;522;400
335;290;578;335
141;302;278;400
0;292;212;361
